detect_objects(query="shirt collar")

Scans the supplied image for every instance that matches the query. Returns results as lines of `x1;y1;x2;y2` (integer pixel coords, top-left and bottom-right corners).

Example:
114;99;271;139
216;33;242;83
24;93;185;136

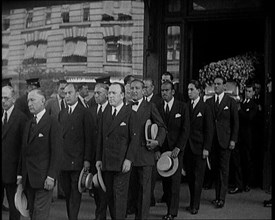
3;105;14;122
147;93;154;102
193;96;200;108
164;96;174;111
216;92;224;103
35;108;46;123
68;101;78;113
97;101;108;113
112;102;124;115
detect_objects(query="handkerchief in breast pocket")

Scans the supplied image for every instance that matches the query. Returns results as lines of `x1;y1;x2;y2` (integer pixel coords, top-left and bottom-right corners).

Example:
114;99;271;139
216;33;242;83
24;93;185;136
38;133;44;137
224;106;229;110
197;112;202;117
120;122;126;126
175;113;181;118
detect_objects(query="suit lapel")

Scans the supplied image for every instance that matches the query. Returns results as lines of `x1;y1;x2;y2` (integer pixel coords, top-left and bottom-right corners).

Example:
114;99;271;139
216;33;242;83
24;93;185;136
28;112;49;143
191;99;202;122
167;100;178;126
217;94;228;117
2;108;16;139
106;105;127;136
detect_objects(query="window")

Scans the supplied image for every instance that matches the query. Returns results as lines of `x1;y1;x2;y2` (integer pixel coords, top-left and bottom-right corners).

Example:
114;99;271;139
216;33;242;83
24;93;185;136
26;11;33;28
106;38;132;63
62;39;87;63
2;45;9;66
62;12;69;23
83;7;90;22
2;18;10;31
45;8;51;25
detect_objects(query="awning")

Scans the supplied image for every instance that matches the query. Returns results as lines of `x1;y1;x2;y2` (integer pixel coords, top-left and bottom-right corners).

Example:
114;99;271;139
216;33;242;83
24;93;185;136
73;41;87;56
24;45;37;59
62;41;76;57
34;44;47;59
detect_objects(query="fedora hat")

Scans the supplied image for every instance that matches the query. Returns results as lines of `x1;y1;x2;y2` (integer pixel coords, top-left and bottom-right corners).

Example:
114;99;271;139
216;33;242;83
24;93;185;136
78;168;94;193
157;151;179;177
145;119;158;141
14;184;29;217
92;169;106;192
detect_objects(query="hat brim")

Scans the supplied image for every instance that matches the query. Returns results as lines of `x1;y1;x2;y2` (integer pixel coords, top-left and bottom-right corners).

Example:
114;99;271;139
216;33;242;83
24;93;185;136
97;169;106;192
14;184;30;217
78;168;86;193
85;173;93;190
157;151;179;177
145;119;152;141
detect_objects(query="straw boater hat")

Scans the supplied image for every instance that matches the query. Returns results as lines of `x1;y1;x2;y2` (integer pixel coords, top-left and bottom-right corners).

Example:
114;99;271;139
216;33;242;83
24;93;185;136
157;151;179;177
145;119;158;141
14;184;29;217
78;168;94;193
92;168;106;192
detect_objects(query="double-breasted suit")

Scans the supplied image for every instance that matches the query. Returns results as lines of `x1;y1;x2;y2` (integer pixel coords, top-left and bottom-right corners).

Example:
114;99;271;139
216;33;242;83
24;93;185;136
96;104;134;220
58;102;94;220
206;93;239;202
18;111;62;219
185;98;213;211
158;98;190;217
2;107;27;220
129;99;166;219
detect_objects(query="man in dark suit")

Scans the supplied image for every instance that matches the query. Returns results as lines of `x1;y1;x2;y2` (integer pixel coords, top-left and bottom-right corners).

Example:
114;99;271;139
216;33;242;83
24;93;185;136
2;85;28;220
156;81;189;220
15;78;40;119
90;82;110;220
58;83;94;220
143;77;162;206
206;76;239;208
96;82;135;220
185;80;213;214
230;83;258;194
129;79;166;220
45;79;67;200
17;89;62;220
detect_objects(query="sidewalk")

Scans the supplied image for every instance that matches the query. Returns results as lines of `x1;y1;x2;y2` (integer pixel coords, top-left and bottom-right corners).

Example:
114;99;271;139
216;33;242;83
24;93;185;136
2;181;272;220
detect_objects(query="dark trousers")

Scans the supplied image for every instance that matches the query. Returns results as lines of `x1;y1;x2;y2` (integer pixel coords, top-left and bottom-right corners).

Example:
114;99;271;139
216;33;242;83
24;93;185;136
130;166;152;220
185;148;206;210
229;145;243;189
25;179;53;220
161;153;183;216
239;140;253;188
212;138;231;201
1;182;20;220
60;170;82;220
103;170;131;220
150;163;158;204
93;186;107;220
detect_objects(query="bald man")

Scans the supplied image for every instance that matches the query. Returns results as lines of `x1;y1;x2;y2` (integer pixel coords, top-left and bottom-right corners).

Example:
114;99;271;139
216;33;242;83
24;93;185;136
17;89;62;220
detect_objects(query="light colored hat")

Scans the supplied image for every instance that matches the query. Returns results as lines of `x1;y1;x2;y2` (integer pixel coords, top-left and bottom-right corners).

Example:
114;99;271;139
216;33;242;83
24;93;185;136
14;184;29;217
92;169;106;192
157;151;179;177
145;119;158;141
78;168;94;193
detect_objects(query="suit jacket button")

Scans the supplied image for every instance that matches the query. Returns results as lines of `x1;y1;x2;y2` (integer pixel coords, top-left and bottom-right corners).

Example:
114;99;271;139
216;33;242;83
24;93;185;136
72;161;74;164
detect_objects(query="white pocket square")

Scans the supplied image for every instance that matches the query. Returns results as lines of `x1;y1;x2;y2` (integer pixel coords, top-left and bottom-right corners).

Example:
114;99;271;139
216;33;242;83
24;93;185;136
224;106;229;110
120;122;126;126
197;112;202;117
246;108;250;112
38;133;44;137
175;113;181;118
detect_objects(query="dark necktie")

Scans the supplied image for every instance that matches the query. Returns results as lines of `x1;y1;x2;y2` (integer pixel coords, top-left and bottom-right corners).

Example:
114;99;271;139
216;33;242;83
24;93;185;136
84;100;89;108
61;99;65;110
112;108;117;120
97;105;102;116
28;116;37;141
215;96;219;116
165;104;169;123
3;111;8;125
68;107;72;114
